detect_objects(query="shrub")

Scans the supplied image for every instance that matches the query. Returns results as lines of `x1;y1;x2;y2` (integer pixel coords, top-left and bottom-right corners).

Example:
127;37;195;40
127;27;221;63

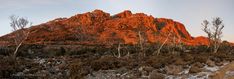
55;47;66;56
194;55;208;63
146;55;169;69
0;46;13;56
0;56;21;78
91;55;127;71
68;59;90;79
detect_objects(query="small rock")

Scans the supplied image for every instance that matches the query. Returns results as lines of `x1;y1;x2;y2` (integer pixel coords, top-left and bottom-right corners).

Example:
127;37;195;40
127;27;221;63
141;71;148;77
195;56;208;63
116;67;128;74
139;66;144;71
47;62;51;65
58;72;63;76
184;50;191;53
149;70;165;79
193;62;204;68
39;59;45;64
143;66;154;73
216;62;224;66
183;54;193;62
211;57;221;63
23;68;30;73
175;58;186;65
165;65;183;75
189;66;202;73
14;72;24;77
206;59;215;67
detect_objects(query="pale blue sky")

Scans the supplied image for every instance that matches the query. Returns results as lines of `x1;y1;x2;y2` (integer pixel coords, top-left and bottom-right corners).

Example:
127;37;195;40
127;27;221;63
0;0;233;42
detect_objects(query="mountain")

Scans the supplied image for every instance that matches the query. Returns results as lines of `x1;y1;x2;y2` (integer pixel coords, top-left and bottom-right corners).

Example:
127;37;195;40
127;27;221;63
0;10;209;46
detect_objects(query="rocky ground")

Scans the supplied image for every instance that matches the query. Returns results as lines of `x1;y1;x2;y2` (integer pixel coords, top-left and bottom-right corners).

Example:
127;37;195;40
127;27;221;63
210;62;234;79
0;56;70;79
1;48;234;79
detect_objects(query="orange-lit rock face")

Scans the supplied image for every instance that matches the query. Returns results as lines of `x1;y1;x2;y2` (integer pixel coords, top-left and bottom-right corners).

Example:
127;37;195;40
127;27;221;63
156;18;192;40
190;36;210;46
0;9;210;46
115;10;132;18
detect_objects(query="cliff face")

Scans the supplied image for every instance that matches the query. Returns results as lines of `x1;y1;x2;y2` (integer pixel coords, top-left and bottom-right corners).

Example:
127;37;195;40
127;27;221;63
0;10;209;46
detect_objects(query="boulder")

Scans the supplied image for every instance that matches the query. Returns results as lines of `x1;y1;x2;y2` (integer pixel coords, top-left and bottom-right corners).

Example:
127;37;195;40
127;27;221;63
149;70;165;79
165;65;183;75
175;58;186;65
193;62;204;68
216;62;224;66
189;65;202;73
206;59;215;67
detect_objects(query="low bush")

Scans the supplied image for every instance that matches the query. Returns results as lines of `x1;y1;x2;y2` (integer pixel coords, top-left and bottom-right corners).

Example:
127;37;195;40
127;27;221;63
91;55;127;71
0;46;13;56
68;59;90;79
0;56;21;78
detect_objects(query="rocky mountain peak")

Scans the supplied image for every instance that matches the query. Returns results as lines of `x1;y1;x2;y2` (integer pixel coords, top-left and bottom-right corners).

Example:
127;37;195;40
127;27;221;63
0;10;209;46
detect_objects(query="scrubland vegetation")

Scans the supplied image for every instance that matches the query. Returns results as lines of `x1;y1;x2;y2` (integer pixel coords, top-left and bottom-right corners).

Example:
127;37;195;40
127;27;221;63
1;42;234;79
0;13;234;79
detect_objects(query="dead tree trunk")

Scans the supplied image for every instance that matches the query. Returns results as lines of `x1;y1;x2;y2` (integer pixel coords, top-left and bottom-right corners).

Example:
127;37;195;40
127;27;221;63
156;33;171;56
172;35;176;54
138;31;146;57
117;43;121;58
138;31;144;51
13;31;30;59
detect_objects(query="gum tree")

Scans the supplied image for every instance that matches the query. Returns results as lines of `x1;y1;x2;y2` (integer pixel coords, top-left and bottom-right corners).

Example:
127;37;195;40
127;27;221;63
10;15;31;59
202;17;224;53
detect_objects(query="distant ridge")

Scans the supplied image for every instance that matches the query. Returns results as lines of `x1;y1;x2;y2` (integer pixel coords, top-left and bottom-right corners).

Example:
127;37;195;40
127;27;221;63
0;9;210;46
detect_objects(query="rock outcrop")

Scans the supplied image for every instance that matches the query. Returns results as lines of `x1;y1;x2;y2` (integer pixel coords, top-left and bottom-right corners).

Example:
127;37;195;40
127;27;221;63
0;9;209;46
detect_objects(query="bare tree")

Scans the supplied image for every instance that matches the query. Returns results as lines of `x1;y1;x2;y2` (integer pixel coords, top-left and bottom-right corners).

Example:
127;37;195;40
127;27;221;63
136;24;147;57
138;31;144;51
171;34;177;54
153;29;175;56
202;17;224;53
113;43;122;58
202;20;212;47
10;15;31;59
177;37;185;52
155;32;171;56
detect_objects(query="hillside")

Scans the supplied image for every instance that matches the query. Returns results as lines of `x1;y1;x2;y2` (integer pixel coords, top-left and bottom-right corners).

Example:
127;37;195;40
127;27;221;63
1;10;234;79
0;10;209;46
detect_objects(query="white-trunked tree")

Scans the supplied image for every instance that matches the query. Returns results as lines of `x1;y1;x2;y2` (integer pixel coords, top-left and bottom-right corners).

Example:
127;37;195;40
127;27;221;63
9;15;31;59
202;17;224;53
